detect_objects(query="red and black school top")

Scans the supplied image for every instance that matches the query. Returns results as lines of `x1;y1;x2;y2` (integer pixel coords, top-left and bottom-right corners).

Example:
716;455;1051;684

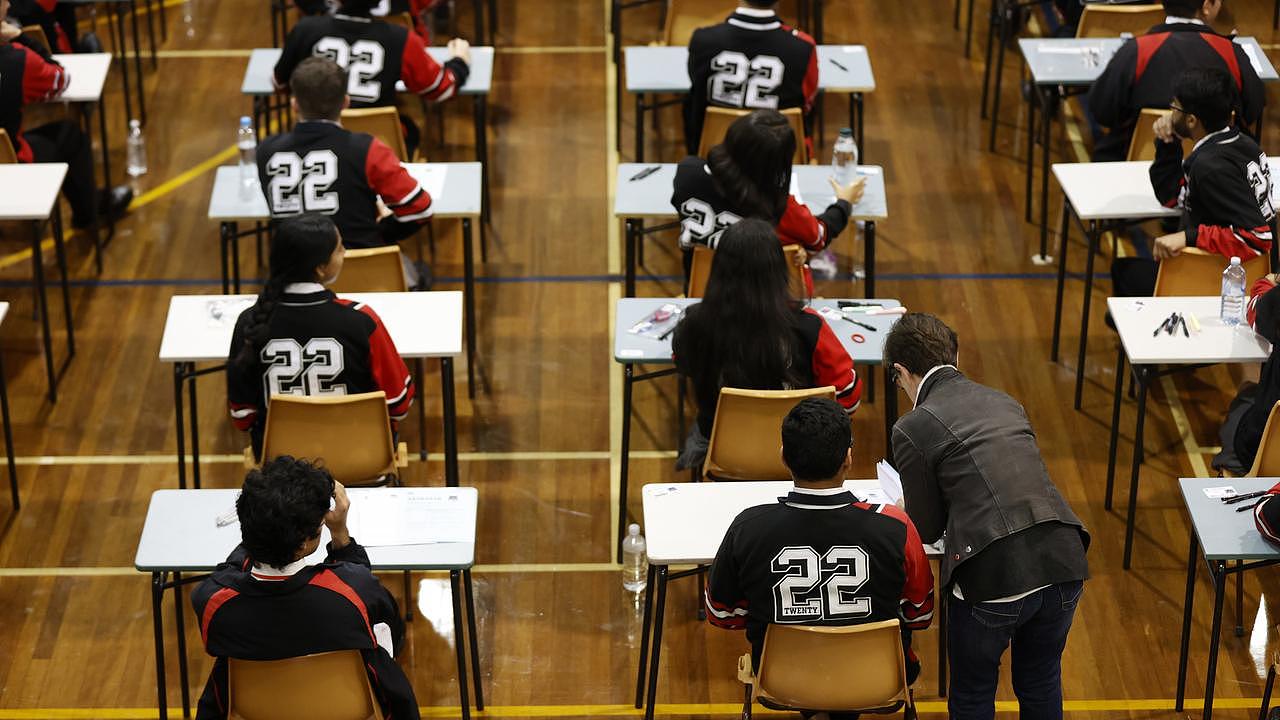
0;39;70;162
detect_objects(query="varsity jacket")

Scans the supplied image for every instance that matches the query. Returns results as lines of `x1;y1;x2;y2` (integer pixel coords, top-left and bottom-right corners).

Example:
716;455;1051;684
0;38;69;162
275;13;468;107
9;0;73;52
1088;20;1264;161
226;283;415;437
685;7;819;154
672;305;862;437
1149;126;1275;259
1234;277;1280;469
191;540;418;719
257;121;433;247
705;486;935;666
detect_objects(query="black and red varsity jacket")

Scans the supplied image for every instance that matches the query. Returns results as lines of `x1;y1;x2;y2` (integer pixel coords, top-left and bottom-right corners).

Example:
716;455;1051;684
0;38;69;162
191;540;418;719
9;0;73;52
294;0;440;38
1149;126;1275;259
705;486;935;667
1087;20;1265;161
684;7;819;154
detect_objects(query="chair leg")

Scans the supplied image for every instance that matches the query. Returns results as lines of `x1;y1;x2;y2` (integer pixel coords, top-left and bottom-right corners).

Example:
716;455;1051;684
1261;664;1276;720
741;682;752;719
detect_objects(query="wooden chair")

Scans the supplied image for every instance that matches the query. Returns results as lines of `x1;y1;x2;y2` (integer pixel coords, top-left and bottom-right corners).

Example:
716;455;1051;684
20;25;50;53
329;246;408;293
1222;401;1280;478
738;619;917;718
703;386;835;480
1076;4;1163;38
0;130;16;165
697;106;808;164
663;0;732;46
687;243;808;299
248;392;409;487
1153;248;1270;298
228;650;384;720
341;107;411;162
1126;108;1192;162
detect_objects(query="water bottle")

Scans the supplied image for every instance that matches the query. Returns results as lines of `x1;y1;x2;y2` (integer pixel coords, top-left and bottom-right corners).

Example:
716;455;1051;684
126;119;147;178
622;523;648;592
831;128;858;186
237;116;258;196
1220;256;1247;327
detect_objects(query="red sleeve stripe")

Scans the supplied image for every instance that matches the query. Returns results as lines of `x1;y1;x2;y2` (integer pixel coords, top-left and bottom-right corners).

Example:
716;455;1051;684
200;588;241;647
308;569;376;644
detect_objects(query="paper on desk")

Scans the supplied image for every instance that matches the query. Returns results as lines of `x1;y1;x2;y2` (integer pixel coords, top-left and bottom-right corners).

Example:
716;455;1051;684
205;298;255;327
789;173;804;206
1037;45;1101;55
1203;486;1238;499
403;164;448;205
1240;42;1265;76
348;490;471;547
876;460;903;505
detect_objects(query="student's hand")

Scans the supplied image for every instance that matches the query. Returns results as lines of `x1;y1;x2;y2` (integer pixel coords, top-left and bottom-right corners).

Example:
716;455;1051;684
1153;113;1177;143
1153;231;1186;261
375;198;392;220
325;481;352;549
0;23;22;43
447;38;471;65
829;176;866;206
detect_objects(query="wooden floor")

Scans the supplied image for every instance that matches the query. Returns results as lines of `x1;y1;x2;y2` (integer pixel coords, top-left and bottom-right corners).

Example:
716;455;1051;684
4;0;1280;717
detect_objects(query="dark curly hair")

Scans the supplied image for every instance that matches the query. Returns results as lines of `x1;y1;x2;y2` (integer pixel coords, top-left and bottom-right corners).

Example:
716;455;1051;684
236;456;335;568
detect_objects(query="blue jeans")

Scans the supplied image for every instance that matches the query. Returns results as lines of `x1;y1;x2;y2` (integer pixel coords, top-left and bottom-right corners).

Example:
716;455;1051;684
947;580;1084;720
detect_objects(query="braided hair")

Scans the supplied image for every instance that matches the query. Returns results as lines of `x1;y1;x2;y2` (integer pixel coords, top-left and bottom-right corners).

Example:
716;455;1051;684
230;214;341;373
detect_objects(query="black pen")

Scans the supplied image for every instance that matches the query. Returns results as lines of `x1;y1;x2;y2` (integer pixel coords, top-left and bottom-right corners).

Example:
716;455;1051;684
1237;498;1266;512
849;319;876;331
1178;313;1189;337
1224;490;1269;504
1154;314;1172;336
828;57;849;72
629;165;660;182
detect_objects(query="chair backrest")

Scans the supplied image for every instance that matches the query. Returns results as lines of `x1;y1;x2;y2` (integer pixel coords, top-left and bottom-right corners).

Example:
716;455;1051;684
21;25;50;53
755;619;909;712
341;107;409;162
664;0;733;46
1127;108;1192;162
1153;248;1270;297
0;129;16;165
703;386;836;480
687;243;808;299
1247;401;1280;477
228;650;384;720
1076;4;1164;38
329;246;408;293
697;106;808;164
260;392;399;485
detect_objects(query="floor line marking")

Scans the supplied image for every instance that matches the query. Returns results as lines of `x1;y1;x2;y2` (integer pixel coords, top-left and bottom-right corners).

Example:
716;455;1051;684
5;449;677;466
0;562;624;577
605;0;624;563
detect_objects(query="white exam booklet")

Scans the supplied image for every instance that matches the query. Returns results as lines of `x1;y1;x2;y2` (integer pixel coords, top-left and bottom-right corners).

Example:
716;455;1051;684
875;459;903;506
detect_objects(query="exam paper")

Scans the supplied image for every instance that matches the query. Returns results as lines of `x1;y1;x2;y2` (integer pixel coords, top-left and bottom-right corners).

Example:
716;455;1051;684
1240;42;1265;77
348;490;472;547
876;460;903;505
789;173;804;206
404;164;448;205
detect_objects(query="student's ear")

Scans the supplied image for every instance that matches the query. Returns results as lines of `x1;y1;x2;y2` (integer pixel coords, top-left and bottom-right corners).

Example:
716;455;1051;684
342;95;351;111
290;96;299;115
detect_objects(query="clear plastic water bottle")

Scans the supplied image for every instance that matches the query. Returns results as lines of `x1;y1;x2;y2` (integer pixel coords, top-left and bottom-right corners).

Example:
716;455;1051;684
126;119;147;178
1221;256;1247;327
622;523;648;593
831;128;858;186
237;116;257;191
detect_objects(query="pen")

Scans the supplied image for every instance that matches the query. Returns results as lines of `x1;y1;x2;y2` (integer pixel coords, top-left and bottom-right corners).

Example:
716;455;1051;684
1224;490;1269;504
828;57;849;72
1154;314;1171;336
849;319;876;331
1179;313;1189;337
657;324;677;341
1237;498;1266;512
628;166;660;182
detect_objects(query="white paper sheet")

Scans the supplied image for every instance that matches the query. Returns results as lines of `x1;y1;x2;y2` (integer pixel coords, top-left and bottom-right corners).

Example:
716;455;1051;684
789;173;804;206
1241;42;1265;76
403;164;448;205
348;489;472;546
876;460;903;505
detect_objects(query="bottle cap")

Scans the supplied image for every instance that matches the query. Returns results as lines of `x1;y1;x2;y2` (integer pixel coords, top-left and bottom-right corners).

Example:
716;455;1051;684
129;119;141;129
628;523;640;535
838;128;853;137
1231;256;1242;265
239;116;252;127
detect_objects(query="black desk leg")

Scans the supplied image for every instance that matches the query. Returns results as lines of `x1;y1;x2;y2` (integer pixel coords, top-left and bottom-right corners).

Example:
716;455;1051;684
883;364;897;459
1037;87;1053;261
1122;365;1149;570
173;573;191;718
864;221;875;299
415;358;427;461
112;5;133;124
189;365;201;489
1073;221;1098;411
144;0;157;68
1176;532;1198;711
174;363;187;489
1024;81;1035;223
618;364;634;562
635;93;645;163
31;220;56;403
1203;562;1228;720
441;358;459;487
472;0;483;44
0;350;15;509
1050;203;1071;362
854;93;864;164
403;571;412;622
1236;563;1245;637
51;205;74;361
635;562;657;708
128;0;146;126
475;97;491;234
464;569;484;709
1104;345;1124;511
449;570;472;720
219;223;231;295
462;218;477;399
625;219;637;298
643;566;669;720
152;572;168;720
987;3;1009;151
938;590;948;697
979;1;998;120
965;0;976;59
230;221;242;294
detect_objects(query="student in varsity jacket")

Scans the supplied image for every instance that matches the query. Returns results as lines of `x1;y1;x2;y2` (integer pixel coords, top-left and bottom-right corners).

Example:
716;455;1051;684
1112;67;1275;297
706;398;935;719
192;457;418;719
226;214;414;458
293;0;441;42
670;109;864;293
1087;0;1264;161
1214;275;1280;474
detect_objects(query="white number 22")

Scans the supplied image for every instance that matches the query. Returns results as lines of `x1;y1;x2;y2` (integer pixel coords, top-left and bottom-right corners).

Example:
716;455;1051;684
772;545;871;622
261;337;347;398
313;37;387;104
708;51;785;109
266;150;340;216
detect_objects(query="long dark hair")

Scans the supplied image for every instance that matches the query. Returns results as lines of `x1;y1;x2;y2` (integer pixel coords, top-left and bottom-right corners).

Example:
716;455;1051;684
230;214;340;371
673;218;803;395
707;110;794;223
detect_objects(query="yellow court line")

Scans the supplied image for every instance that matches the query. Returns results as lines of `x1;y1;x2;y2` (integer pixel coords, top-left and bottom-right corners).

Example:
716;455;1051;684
605;0;625;563
0;562;621;577
6;449;676;466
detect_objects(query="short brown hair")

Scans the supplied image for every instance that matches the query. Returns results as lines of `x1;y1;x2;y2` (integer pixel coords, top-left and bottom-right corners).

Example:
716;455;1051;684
883;313;959;378
290;57;347;121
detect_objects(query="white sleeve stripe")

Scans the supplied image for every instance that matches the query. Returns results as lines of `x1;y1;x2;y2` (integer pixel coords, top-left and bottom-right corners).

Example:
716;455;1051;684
229;408;256;419
388;185;425;208
394;207;434;222
704;589;747;619
418;69;445;93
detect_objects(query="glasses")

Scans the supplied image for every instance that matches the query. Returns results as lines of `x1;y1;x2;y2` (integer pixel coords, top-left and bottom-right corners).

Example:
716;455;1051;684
1169;103;1187;114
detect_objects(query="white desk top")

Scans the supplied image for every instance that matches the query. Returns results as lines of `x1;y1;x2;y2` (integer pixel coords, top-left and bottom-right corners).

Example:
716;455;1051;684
208;162;482;221
1180;477;1280;561
0;302;9;327
45;53;111;103
0;164;68;220
615;297;901;366
623;45;875;94
1108;296;1271;366
158;291;463;363
614;163;888;221
1053;161;1178;221
241;46;495;95
135;487;477;571
1020;36;1277;85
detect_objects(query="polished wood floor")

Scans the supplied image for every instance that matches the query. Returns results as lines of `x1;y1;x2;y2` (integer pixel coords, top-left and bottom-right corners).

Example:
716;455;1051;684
3;0;1280;717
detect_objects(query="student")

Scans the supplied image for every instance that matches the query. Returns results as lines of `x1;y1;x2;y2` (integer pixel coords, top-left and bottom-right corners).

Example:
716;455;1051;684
685;0;818;156
671;219;862;469
191;457;418;720
293;0;440;41
706;398;935;720
1111;67;1274;297
1214;274;1280;474
1087;0;1263;162
670;109;863;287
886;313;1089;720
275;0;470;157
0;10;131;229
226;214;414;457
